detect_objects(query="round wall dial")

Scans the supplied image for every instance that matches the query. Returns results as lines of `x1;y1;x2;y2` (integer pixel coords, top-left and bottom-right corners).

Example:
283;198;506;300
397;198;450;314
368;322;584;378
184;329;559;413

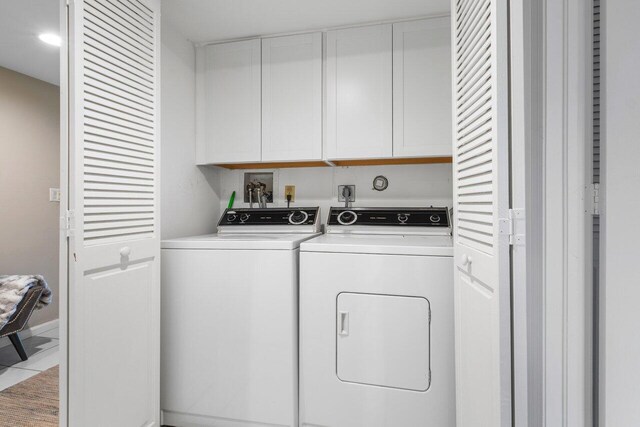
372;175;389;191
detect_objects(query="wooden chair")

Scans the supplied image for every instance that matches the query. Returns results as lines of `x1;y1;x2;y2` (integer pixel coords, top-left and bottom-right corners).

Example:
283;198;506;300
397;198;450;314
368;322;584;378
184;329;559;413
0;285;45;361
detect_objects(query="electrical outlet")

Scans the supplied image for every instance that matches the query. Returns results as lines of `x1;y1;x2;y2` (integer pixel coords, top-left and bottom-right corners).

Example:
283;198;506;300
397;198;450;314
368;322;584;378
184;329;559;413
284;185;296;202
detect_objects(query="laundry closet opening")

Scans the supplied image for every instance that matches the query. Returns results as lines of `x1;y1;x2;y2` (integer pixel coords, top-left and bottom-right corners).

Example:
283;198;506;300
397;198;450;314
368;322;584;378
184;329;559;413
159;1;455;426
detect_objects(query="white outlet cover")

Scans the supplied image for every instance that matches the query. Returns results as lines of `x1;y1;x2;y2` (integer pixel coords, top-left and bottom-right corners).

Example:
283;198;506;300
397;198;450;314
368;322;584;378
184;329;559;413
49;188;60;202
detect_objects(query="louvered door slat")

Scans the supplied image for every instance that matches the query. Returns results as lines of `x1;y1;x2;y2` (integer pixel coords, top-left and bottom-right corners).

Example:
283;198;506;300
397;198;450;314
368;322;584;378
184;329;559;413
83;18;153;63
85;107;154;134
84;47;153;87
92;0;154;39
458;40;491;84
85;118;153;143
458;78;491;114
84;205;154;215
85;76;153;110
128;0;153;18
456;116;491;148
457;0;482;31
457;36;491;81
84;62;154;99
457;1;489;47
85;212;153;222
84;92;153;124
85;1;153;46
85;140;153;158
84;164;153;180
457;7;490;61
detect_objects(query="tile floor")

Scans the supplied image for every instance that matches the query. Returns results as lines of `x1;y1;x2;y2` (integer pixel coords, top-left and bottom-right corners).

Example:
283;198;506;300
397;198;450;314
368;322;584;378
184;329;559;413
0;324;59;391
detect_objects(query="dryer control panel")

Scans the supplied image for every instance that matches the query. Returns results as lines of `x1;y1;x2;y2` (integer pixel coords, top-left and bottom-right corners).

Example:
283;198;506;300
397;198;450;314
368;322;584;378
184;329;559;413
327;207;451;235
218;207;321;234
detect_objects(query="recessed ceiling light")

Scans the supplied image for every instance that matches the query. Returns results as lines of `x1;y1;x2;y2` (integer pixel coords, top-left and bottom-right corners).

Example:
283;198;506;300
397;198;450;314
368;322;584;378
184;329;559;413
38;33;61;47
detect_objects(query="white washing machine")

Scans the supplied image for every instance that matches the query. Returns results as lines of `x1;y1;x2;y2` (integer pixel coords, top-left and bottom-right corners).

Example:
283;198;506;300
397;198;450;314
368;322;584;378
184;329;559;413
299;207;455;427
161;207;321;427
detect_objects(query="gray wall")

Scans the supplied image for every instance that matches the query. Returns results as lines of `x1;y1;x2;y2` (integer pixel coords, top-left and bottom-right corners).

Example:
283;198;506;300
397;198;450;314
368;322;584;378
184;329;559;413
601;0;640;424
161;21;220;240
0;66;59;326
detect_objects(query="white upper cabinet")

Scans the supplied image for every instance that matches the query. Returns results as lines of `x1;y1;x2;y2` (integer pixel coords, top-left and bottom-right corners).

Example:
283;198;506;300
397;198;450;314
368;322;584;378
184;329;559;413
326;24;393;160
393;18;452;158
196;39;261;164
262;33;323;162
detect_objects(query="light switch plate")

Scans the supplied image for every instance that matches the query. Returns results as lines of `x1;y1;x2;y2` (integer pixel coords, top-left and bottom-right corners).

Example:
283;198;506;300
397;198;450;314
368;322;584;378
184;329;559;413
49;188;61;202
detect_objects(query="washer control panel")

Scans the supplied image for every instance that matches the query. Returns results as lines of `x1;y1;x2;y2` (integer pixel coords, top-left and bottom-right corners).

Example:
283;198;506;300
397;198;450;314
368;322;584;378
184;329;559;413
328;207;450;228
218;207;320;228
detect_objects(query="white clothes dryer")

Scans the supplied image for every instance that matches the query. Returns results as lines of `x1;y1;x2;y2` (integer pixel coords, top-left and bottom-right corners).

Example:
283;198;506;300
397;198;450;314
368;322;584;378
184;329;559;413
299;207;455;427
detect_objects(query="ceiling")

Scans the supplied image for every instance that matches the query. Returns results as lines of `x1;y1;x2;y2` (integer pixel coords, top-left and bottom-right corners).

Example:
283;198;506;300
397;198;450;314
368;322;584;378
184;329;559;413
162;0;450;44
0;0;60;86
0;0;449;86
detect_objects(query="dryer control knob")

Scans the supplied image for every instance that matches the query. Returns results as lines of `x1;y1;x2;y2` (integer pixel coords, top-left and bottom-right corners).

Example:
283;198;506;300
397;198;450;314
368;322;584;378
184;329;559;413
227;214;237;222
429;214;441;223
337;210;358;225
398;214;409;223
240;213;250;222
289;210;309;225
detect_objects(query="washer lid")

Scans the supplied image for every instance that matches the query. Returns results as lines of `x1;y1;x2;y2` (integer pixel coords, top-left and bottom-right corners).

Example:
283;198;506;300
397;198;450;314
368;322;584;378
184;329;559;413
162;233;321;250
300;234;453;256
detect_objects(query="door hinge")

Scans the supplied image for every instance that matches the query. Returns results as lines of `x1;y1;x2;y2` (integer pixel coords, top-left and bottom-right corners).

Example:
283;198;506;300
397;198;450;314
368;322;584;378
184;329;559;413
590;183;600;215
61;209;75;237
499;209;525;246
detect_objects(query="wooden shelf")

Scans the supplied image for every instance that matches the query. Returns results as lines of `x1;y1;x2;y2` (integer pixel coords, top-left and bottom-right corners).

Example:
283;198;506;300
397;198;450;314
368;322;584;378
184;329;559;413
214;157;452;170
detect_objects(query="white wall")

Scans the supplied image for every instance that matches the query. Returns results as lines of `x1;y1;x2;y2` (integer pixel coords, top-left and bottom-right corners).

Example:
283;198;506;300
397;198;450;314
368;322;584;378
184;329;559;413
601;0;640;425
161;21;220;239
218;163;453;222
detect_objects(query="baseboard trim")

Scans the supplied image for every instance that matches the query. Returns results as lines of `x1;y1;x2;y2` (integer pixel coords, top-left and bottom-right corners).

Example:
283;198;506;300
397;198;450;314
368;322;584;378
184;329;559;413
162;410;291;427
0;318;59;349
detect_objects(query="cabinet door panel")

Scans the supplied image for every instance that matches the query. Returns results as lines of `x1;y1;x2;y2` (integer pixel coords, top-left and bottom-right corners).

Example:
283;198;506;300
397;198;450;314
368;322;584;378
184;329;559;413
393;18;452;158
262;33;322;161
196;39;261;164
326;25;393;160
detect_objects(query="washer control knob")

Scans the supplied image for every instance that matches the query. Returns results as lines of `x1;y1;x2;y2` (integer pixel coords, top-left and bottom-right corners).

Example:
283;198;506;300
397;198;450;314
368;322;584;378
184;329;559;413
337;210;358;225
429;214;441;223
289;210;309;225
398;214;409;223
240;213;250;222
227;214;237;222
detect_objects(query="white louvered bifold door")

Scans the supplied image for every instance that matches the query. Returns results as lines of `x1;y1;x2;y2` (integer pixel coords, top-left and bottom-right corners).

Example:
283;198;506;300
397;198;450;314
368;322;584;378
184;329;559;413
67;0;160;425
451;0;511;426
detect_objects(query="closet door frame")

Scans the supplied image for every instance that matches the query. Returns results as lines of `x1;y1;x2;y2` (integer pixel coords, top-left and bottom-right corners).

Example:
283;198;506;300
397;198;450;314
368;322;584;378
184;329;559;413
510;0;593;425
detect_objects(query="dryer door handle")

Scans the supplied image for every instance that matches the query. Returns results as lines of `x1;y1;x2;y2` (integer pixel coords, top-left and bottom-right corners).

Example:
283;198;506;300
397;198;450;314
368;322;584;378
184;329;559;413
338;311;349;336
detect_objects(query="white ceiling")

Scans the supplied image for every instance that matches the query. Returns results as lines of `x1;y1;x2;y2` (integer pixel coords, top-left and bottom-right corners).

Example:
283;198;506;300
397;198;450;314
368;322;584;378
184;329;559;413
162;0;450;44
0;0;449;86
0;0;60;86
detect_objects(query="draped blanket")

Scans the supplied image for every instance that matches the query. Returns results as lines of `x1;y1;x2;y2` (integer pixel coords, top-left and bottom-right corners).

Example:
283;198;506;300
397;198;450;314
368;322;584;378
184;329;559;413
0;275;52;330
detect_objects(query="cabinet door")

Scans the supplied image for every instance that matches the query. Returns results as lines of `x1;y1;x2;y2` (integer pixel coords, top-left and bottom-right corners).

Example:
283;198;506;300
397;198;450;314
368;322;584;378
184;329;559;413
326;25;393;160
262;33;322;161
393;18;452;158
196;39;261;164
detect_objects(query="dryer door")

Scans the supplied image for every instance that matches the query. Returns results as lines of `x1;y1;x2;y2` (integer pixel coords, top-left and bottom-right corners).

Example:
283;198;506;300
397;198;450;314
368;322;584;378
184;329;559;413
337;292;431;391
